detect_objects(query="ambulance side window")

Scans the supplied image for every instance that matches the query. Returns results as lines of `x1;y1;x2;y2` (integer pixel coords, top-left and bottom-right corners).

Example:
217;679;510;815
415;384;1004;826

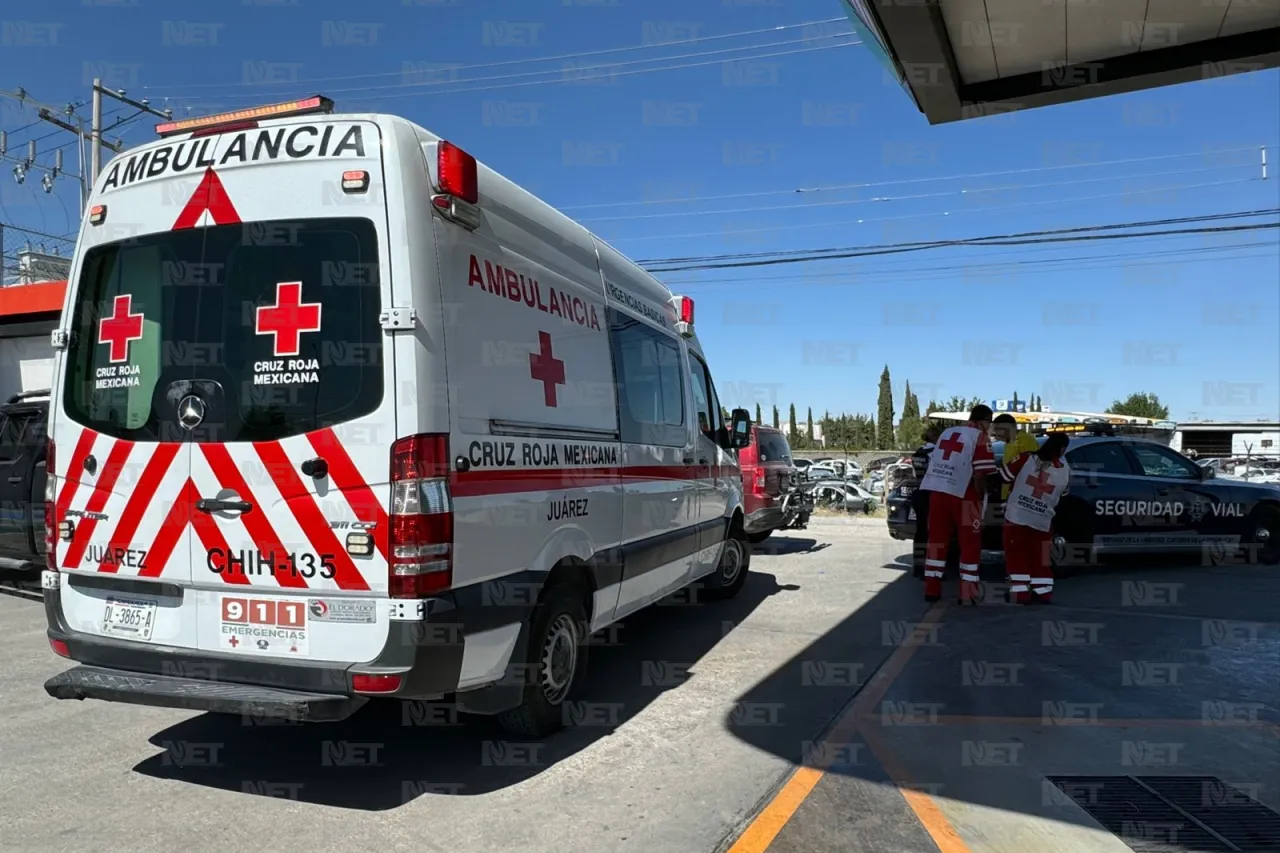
688;352;720;440
608;311;687;448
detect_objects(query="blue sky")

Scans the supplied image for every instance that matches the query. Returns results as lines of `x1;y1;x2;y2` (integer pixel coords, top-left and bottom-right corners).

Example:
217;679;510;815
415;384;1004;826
2;0;1278;423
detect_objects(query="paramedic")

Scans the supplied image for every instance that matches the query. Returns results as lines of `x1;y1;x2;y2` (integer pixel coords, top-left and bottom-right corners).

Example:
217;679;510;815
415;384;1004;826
919;405;995;605
999;432;1071;604
911;422;947;578
991;414;1040;501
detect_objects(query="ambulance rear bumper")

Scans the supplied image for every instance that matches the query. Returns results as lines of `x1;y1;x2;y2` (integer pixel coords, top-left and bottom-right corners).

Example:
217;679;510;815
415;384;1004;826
41;572;539;719
44;664;364;722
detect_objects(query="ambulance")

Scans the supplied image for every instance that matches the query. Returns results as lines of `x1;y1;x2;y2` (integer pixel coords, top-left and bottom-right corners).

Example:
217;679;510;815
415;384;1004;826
40;96;753;737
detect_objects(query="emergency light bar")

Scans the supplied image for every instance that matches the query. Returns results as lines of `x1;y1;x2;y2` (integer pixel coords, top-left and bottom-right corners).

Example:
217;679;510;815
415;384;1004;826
155;96;335;138
673;295;694;337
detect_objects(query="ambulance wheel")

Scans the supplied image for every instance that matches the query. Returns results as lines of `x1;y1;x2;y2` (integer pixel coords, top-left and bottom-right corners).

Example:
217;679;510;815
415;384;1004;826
496;581;589;739
702;528;751;601
1249;504;1280;565
747;530;773;545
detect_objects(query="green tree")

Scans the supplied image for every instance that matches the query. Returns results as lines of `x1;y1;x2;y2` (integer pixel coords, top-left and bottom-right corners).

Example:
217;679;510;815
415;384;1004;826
902;382;920;420
897;381;923;449
938;395;984;413
876;365;895;449
806;407;815;446
1108;391;1169;420
771;405;779;429
755;402;762;424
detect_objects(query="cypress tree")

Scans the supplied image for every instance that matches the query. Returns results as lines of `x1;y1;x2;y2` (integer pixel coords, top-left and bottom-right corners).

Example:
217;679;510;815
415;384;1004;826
876;366;895;449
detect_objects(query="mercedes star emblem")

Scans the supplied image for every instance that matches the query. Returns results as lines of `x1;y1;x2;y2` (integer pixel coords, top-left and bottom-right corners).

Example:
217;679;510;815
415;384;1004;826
177;395;206;430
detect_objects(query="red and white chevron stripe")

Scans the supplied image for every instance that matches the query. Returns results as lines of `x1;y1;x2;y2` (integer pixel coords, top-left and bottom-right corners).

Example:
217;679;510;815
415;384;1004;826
53;426;389;592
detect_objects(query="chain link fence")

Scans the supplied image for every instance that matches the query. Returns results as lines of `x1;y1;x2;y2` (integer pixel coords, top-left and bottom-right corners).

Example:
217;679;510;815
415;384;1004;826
0;223;74;286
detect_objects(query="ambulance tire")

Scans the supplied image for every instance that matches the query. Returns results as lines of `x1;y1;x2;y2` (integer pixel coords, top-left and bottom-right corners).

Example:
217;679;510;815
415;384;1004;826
702;525;751;601
496;579;590;739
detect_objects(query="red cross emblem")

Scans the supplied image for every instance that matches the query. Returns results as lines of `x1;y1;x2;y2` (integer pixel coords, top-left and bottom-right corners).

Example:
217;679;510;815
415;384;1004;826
228;636;239;648
529;331;565;407
938;432;966;460
98;294;145;363
1026;470;1057;500
255;282;322;357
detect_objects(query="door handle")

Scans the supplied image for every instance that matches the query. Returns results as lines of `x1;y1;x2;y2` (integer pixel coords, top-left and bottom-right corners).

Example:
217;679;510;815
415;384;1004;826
683;457;694;465
196;498;253;514
7;477;21;484
698;458;709;466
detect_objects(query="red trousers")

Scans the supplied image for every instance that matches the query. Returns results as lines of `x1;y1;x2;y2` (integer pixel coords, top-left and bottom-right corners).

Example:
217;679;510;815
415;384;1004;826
924;491;984;601
1003;522;1053;604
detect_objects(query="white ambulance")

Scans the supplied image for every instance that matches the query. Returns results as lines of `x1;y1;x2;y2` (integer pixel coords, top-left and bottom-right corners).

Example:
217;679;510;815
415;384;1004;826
41;96;753;736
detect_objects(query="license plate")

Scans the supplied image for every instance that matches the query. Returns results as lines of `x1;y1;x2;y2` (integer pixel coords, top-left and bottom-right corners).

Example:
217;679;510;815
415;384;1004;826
102;597;157;641
908;508;917;520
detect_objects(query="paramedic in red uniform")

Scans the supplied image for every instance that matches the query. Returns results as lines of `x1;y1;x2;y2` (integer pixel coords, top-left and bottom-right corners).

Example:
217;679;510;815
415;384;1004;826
919;405;995;604
999;432;1071;604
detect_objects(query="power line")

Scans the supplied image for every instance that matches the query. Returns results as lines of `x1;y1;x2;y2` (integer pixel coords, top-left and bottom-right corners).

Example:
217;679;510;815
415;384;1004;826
606;176;1270;245
638;209;1280;272
581;161;1264;224
639;208;1276;265
565;144;1276;212
145;18;851;95
663;241;1279;289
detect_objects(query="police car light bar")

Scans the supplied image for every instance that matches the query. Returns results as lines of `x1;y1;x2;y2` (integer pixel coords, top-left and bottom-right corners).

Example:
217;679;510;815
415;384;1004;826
155;96;335;138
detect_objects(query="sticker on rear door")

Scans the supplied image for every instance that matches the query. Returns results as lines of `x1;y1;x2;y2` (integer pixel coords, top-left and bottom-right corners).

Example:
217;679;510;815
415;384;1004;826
220;596;309;655
252;281;322;385
307;598;376;623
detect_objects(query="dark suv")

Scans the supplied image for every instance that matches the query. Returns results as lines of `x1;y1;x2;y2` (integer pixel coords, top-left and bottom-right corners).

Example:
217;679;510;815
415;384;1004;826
0;390;50;571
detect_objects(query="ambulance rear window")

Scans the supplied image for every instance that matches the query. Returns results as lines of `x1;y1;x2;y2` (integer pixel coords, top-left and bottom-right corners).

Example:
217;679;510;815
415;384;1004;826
62;217;383;443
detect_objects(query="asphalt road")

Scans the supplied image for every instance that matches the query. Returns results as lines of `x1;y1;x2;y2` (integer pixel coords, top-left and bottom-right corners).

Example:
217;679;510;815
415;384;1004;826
0;516;923;853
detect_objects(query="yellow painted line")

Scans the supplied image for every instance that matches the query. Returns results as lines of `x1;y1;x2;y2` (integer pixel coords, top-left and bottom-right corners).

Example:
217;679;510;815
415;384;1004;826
861;723;974;853
723;602;956;853
724;767;824;853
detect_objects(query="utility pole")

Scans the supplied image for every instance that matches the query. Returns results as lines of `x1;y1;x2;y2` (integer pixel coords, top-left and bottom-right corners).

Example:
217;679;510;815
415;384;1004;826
90;82;172;186
91;79;102;186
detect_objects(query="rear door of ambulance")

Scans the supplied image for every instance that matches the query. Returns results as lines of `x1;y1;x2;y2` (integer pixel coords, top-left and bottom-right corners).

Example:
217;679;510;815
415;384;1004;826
54;117;397;665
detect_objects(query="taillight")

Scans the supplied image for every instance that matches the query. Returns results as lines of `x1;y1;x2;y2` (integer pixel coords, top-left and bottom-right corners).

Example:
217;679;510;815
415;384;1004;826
49;638;70;659
351;673;401;693
389;434;453;598
44;437;56;571
753;467;766;493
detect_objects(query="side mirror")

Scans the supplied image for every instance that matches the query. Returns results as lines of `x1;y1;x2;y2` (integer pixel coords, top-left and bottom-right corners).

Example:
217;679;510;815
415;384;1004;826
1200;465;1215;480
728;408;752;450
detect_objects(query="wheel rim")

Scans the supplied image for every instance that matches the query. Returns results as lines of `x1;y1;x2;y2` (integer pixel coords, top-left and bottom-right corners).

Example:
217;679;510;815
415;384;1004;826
1254;513;1279;561
540;613;579;705
720;539;744;585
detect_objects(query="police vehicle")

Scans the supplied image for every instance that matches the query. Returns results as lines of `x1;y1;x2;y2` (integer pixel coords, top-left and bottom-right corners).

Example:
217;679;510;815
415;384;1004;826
40;97;754;737
888;423;1280;570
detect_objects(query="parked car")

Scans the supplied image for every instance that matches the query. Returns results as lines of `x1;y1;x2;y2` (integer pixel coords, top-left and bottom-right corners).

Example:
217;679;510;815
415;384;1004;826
809;481;878;514
0;390;49;571
741;425;811;543
808;459;861;482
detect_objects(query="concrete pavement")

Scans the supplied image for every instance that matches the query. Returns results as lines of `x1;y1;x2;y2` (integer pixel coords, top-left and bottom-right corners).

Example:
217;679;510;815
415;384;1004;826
0;517;914;853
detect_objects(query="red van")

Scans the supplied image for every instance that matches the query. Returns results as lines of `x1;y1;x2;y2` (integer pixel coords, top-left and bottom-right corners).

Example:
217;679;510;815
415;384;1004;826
740;425;807;543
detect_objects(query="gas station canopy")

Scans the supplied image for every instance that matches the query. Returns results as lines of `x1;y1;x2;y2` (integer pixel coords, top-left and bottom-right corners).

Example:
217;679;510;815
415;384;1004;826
843;0;1280;124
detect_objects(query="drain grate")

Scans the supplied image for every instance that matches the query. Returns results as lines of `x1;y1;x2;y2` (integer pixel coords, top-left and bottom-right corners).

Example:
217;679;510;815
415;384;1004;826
1047;775;1232;852
1137;777;1280;852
